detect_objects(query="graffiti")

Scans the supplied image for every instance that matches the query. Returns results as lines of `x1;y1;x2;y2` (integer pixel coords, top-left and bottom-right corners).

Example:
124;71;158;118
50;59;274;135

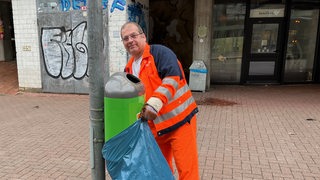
73;0;86;10
110;0;126;13
60;0;126;13
61;0;86;11
40;21;88;80
61;0;71;11
102;0;108;9
128;2;147;34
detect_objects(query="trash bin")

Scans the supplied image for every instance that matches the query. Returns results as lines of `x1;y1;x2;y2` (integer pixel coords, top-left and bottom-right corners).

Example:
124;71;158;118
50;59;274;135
104;72;145;141
189;60;207;92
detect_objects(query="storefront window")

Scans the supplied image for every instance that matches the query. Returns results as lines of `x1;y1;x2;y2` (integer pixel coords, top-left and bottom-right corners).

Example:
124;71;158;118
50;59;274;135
284;9;319;82
211;2;246;83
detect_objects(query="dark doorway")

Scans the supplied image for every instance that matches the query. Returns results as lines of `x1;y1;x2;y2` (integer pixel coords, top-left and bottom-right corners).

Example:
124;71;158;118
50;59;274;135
0;0;15;61
0;0;18;95
149;0;194;81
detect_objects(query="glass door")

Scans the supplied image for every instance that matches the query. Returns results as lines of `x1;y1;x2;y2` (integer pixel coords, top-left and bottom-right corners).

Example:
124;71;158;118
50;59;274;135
284;8;319;82
244;19;284;83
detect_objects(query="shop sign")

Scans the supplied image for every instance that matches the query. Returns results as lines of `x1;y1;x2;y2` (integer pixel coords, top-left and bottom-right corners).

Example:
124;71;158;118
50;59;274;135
250;8;284;18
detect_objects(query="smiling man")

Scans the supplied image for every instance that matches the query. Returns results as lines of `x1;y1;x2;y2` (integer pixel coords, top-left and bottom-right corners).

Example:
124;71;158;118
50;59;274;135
120;22;199;180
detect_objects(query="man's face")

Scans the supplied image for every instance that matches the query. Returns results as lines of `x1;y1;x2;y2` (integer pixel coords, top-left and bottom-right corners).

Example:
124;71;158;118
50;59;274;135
121;24;146;58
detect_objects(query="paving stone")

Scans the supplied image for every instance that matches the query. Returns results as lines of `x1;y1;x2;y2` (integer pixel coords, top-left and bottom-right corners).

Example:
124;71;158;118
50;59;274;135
1;68;320;179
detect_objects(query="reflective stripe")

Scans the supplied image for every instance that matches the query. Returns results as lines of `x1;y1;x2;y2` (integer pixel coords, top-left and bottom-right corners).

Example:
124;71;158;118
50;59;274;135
155;78;179;100
154;95;196;124
169;84;189;104
155;86;172;100
162;78;179;89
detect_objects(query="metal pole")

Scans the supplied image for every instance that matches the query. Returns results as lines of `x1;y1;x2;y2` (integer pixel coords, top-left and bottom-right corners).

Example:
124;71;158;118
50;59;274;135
87;0;105;179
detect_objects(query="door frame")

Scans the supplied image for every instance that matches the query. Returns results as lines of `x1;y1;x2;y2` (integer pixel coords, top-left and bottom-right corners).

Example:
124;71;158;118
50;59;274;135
241;17;286;84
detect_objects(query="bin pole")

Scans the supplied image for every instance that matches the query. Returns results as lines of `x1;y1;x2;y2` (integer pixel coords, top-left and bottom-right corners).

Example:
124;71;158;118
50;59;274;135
88;0;105;179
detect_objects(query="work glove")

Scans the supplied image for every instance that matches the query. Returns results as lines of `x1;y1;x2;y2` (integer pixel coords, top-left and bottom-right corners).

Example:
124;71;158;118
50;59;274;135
140;97;163;121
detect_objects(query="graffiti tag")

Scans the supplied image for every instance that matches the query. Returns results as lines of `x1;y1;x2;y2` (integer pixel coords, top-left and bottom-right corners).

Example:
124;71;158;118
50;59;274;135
60;0;126;13
40;22;88;80
128;2;146;33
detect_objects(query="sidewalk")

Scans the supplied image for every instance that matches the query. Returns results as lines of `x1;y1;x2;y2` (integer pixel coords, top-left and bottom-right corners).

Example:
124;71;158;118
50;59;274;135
1;84;320;179
0;61;18;95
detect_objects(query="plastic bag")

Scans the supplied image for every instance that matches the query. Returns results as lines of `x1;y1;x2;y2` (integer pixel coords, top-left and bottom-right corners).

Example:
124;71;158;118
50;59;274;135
102;119;175;180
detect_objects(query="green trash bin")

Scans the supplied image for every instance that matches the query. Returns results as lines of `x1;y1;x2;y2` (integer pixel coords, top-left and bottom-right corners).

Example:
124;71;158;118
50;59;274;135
104;72;145;141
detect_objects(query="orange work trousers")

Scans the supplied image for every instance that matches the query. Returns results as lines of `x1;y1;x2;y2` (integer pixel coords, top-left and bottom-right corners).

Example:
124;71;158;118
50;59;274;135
154;116;199;180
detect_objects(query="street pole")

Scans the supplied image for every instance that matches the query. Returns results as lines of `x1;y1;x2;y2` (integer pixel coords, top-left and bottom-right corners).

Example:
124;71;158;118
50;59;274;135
87;0;105;179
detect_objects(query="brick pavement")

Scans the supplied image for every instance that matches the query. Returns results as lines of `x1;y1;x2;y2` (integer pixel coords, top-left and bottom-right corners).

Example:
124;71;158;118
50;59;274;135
195;84;320;180
0;61;18;95
1;84;320;179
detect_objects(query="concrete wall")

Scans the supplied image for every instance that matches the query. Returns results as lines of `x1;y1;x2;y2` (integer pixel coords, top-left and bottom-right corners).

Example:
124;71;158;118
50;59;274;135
193;0;213;89
11;0;148;93
37;0;97;93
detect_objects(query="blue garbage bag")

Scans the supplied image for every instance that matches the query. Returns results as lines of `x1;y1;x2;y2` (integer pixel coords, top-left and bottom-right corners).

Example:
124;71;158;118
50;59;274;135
102;119;175;180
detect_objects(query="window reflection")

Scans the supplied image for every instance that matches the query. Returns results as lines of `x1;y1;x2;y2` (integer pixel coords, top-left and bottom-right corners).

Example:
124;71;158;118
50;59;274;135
251;24;278;54
211;2;246;83
284;9;319;82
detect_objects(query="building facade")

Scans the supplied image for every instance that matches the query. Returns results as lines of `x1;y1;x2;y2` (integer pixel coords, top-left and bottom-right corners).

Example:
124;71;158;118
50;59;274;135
0;0;319;93
211;0;320;85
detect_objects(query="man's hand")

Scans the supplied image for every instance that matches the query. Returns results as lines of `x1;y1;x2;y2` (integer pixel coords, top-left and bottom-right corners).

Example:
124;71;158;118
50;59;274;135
140;104;158;121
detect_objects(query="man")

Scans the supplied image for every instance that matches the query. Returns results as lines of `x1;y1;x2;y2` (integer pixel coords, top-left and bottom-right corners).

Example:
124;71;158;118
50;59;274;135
121;22;199;180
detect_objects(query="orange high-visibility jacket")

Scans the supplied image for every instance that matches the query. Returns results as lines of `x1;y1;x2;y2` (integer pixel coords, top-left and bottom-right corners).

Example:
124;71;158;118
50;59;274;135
125;44;198;136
